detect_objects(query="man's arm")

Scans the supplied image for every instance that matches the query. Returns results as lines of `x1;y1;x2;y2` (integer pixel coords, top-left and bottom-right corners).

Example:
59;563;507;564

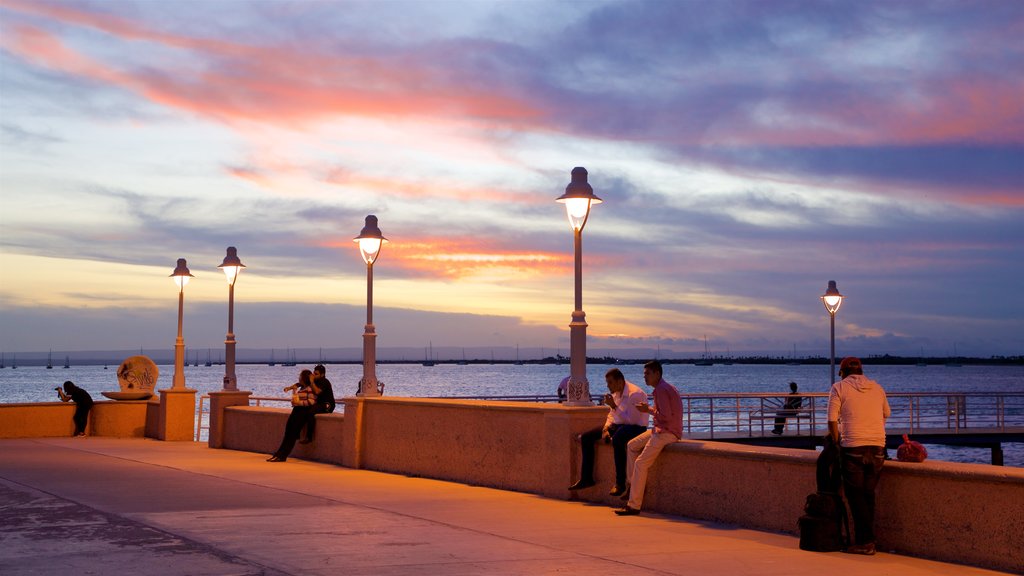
828;421;840;442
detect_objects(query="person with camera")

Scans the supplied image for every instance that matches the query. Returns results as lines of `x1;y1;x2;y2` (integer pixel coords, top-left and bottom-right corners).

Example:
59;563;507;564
56;381;93;437
569;368;648;494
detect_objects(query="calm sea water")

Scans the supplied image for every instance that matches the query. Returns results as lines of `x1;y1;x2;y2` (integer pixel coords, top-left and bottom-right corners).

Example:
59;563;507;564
4;362;1021;466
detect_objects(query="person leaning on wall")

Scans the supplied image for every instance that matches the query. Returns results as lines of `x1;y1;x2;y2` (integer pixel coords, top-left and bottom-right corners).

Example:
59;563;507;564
56;380;93;437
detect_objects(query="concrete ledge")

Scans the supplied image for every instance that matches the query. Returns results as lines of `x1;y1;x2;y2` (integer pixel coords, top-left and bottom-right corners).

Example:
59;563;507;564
221;406;344;464
0;401;149;438
575;439;1024;573
216;396;1022;572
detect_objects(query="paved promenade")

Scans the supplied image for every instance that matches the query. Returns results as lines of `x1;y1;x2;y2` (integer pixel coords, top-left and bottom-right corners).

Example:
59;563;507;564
0;438;1010;576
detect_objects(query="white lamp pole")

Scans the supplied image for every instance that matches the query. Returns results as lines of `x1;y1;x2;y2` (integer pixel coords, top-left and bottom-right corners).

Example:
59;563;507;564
355;215;387;397
218;247;245;391
557;167;602;406
170;258;194;390
821;280;844;384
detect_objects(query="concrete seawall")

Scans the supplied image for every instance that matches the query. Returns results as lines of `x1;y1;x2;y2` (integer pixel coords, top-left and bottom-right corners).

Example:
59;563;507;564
5;396;1022;572
219;397;1024;573
0;400;152;438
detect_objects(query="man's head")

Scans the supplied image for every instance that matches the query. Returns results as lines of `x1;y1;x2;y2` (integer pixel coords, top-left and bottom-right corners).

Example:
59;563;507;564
839;357;863;378
314;364;326;378
642;360;663;387
605;368;626;393
789;381;798;393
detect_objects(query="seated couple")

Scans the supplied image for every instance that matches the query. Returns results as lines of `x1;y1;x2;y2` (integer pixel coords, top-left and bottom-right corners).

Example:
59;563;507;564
570;362;684;516
267;364;336;462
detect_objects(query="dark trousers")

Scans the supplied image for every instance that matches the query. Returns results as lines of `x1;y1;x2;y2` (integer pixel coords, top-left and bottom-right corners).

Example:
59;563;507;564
578;424;647;486
303;403;334;441
273;406;313;459
772;412;794;433
73;403;92;435
841;446;886;545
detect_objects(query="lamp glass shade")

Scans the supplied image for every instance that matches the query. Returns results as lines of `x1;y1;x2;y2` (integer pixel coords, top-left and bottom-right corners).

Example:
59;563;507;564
822;294;843;314
560;197;593;231
358;237;384;265
174;275;190;290
221;265;241;285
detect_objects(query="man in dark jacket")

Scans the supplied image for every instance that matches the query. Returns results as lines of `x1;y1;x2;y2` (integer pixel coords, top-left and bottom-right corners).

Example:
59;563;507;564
302;364;335;443
57;381;93;436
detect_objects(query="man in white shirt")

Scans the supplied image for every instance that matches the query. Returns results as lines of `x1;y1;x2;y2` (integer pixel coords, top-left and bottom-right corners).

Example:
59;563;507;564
570;368;649;495
827;356;891;556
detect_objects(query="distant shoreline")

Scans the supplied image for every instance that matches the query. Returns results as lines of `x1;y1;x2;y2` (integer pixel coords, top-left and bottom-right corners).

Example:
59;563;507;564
2;354;1021;368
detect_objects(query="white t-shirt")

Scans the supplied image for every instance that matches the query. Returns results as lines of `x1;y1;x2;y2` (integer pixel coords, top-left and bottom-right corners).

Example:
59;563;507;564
827;374;891;448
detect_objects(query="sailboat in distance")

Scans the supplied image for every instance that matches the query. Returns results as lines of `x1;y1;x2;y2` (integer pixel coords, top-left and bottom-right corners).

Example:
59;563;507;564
694;335;713;366
423;342;435;367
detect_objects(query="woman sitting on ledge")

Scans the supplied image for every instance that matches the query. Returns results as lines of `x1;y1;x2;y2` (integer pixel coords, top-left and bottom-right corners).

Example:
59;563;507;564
267;369;319;463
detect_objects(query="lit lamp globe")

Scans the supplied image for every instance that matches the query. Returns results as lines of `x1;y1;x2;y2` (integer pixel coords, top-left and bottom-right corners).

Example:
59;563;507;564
354;215;388;264
171;258;194;290
556;167;603;231
218;246;245;285
821;280;843;315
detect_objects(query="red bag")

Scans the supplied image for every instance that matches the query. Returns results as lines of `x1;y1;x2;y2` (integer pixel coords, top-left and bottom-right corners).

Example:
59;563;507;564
897;434;928;462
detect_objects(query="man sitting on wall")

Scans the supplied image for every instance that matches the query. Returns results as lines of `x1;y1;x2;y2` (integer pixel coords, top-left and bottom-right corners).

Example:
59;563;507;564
302;364;336;444
616;360;683;516
569;368;649;495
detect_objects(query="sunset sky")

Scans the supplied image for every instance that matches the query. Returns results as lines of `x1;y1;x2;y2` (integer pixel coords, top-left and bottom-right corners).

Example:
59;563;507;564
1;0;1021;359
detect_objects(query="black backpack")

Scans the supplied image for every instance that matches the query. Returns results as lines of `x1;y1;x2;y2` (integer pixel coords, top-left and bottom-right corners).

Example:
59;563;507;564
798;436;850;552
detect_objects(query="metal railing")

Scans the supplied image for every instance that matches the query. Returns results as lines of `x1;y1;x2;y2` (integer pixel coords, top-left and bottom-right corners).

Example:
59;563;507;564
195;394;314;442
194;391;1024;442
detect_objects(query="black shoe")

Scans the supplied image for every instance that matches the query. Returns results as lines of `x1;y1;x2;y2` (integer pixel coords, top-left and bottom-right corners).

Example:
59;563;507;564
771;429;783;435
614;507;640;516
569;479;595;490
845;543;876;555
609;484;626;496
266;455;286;462
299;438;313;444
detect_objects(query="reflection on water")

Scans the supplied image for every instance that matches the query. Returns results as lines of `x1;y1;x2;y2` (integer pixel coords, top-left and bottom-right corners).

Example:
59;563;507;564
3;362;1022;466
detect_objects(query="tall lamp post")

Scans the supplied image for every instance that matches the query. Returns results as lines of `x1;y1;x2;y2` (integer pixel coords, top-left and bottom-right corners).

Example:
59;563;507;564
218;247;245;391
355;215;387;397
170;258;194;390
821;280;844;384
557;167;602;406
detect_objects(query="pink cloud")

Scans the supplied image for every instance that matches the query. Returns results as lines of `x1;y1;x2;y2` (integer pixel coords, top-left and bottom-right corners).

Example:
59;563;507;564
0;1;542;127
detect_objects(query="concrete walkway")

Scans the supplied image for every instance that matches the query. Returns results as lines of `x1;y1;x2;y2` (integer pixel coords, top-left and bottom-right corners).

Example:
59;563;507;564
0;438;1011;576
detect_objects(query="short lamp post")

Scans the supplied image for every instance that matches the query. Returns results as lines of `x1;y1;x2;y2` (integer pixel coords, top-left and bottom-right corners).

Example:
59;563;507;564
557;167;602;406
821;280;844;384
355;215;387;397
218;247;245;391
170;258;194;390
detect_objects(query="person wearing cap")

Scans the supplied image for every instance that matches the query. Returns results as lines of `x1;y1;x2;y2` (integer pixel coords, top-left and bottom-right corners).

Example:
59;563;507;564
771;381;803;435
827;357;891;555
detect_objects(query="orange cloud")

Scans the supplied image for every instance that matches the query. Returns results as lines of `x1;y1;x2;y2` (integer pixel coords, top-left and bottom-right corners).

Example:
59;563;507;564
0;0;541;128
320;236;572;279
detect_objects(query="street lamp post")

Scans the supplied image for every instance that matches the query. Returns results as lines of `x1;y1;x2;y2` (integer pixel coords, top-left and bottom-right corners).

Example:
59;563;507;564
170;258;194;390
557;167;602;406
821;280;844;384
218;247;245;391
355;215;387;397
